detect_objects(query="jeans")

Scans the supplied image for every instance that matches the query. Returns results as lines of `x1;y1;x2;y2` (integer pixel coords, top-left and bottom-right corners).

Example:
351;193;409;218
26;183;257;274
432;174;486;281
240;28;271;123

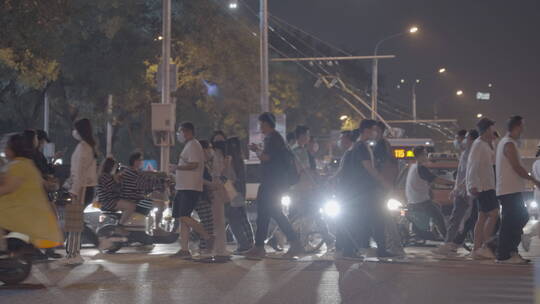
453;199;478;245
357;194;387;255
226;205;254;250
254;183;297;247
445;195;471;243
409;200;447;238
496;192;529;260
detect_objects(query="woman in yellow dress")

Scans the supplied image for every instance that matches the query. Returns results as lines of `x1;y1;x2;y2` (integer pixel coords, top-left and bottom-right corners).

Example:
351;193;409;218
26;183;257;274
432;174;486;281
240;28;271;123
0;133;63;250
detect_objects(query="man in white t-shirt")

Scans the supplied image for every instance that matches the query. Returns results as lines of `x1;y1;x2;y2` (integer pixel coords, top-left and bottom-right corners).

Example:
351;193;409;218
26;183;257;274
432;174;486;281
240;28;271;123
169;122;214;259
495;116;540;264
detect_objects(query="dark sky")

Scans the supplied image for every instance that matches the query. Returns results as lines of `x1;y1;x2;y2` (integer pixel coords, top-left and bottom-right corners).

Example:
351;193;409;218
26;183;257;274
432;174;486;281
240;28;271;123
250;0;540;137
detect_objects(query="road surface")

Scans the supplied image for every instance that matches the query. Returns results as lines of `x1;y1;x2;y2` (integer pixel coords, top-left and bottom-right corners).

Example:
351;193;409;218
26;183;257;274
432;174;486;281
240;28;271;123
2;241;537;304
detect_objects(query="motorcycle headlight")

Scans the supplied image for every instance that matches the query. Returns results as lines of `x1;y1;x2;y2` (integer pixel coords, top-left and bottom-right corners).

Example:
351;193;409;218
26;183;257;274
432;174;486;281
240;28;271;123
281;195;291;207
321;199;341;218
387;198;403;211
529;201;538;209
84;204;101;214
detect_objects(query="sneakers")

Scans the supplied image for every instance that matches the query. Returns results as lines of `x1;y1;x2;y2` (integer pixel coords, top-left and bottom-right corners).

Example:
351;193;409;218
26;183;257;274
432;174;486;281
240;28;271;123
283;240;304;259
55;255;85;266
496;253;530;265
244;246;266;259
432;243;458;256
169;249;192;260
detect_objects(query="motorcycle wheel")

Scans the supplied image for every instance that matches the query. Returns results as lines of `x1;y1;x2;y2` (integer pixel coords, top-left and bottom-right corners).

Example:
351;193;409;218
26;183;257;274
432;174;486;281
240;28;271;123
96;225;123;254
0;257;32;285
303;232;325;254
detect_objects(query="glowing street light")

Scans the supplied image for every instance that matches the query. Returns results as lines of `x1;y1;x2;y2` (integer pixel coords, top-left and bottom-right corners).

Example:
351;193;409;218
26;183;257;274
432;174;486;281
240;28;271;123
438;67;447;74
456;90;464;96
477;113;483;118
340;115;349;121
400;79;406;84
488;83;493;88
229;1;238;9
371;25;420;119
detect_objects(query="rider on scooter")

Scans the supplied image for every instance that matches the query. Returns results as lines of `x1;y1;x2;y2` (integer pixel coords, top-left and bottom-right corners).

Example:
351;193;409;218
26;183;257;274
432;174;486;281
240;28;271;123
96;157;137;236
0;133;63;253
119;152;166;233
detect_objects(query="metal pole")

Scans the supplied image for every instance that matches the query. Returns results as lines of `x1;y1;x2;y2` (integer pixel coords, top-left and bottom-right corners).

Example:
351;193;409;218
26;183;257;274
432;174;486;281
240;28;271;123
371;57;378;119
44;92;50;134
412;83;417;121
160;0;171;172
260;0;269;113
106;94;113;156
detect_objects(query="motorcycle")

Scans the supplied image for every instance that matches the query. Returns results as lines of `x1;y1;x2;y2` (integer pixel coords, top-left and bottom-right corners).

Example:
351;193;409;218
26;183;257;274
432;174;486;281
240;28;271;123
278;194;337;254
0;232;34;285
96;189;179;254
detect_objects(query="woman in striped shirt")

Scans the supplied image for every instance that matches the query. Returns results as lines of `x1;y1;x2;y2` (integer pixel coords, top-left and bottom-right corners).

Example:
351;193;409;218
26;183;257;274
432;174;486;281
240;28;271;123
97;157;136;226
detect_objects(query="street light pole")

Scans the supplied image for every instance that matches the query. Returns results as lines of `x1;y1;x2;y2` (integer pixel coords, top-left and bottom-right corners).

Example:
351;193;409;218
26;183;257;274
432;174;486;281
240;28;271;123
412;80;418;121
260;0;269;113
371;27;418;119
160;0;171;172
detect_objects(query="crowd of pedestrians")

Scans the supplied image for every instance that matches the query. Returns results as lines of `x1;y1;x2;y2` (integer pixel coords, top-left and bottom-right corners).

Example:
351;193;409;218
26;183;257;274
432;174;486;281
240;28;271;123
0;113;538;266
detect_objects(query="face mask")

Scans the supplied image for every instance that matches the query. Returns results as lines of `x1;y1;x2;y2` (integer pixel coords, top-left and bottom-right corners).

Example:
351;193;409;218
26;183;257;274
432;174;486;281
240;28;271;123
177;132;185;144
453;139;462;150
213;141;226;152
72;130;82;141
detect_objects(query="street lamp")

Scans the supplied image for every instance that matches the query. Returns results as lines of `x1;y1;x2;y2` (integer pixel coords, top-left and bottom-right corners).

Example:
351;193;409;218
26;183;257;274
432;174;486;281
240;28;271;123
477;113;483;118
340;115;349;121
229;1;238;9
456;90;464;96
410;68;444;121
371;26;419;119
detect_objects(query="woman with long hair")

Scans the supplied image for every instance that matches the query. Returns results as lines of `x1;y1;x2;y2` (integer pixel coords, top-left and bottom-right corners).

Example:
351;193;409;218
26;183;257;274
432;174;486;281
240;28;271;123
61;118;98;265
209;130;231;258
225;137;254;253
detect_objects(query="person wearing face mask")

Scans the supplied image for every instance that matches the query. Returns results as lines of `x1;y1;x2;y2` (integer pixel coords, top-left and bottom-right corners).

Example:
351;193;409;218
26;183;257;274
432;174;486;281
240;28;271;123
0;133;63;254
193;140;216;255
453;129;468;152
208;130;232;259
433;129;480;256
466;118;500;260
225;137;255;254
59;118;98;266
169;122;214;259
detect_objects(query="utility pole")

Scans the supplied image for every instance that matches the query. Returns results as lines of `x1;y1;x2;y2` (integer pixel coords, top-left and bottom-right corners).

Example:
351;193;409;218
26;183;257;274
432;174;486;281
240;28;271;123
260;0;269;112
160;0;171;172
44;92;50;134
106;95;113;156
412;81;418;121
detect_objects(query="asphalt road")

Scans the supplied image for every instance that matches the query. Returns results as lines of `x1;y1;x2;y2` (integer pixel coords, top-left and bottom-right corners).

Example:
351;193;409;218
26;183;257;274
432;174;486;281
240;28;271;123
2;241;537;304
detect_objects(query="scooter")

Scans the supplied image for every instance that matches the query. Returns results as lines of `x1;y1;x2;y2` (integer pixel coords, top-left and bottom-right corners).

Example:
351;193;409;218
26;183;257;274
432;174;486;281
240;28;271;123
96;191;179;254
0;233;34;285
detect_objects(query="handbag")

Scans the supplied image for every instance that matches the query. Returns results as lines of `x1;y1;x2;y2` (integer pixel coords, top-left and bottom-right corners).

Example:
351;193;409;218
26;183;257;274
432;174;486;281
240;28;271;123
223;180;238;203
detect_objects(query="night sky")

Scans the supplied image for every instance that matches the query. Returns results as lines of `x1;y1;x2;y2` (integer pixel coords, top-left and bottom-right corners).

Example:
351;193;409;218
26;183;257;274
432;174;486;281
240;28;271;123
247;0;540;137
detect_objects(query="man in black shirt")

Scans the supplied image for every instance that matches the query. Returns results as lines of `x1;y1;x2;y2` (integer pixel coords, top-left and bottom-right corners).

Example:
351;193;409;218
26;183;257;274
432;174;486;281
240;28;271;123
246;112;301;259
338;120;394;259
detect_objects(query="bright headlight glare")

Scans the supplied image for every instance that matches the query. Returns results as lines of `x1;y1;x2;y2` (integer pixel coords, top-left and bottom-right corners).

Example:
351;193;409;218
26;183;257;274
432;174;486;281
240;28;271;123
387;198;403;211
322;200;341;218
281;195;291;207
530;201;538;209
